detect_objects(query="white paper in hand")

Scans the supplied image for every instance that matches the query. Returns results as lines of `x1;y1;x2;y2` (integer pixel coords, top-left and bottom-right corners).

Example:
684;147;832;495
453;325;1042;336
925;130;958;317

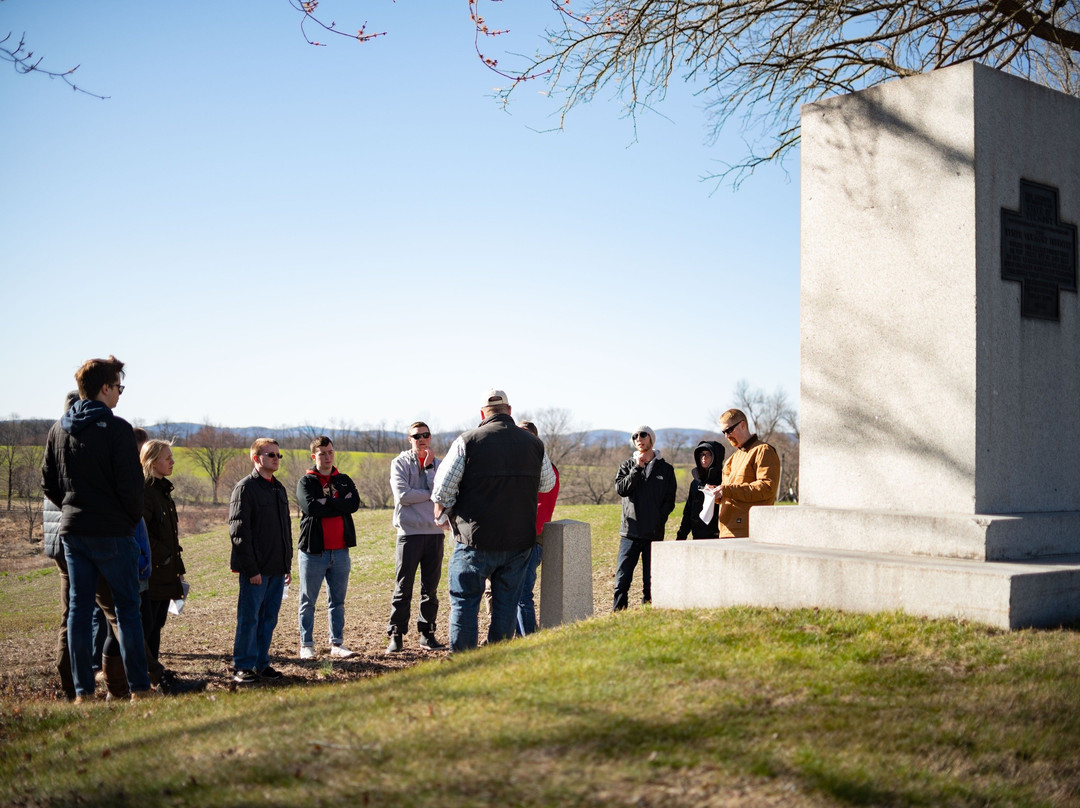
700;485;719;523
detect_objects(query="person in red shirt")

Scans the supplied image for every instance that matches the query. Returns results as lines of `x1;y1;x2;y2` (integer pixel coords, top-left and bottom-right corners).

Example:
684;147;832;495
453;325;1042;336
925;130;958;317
515;420;560;636
296;436;361;660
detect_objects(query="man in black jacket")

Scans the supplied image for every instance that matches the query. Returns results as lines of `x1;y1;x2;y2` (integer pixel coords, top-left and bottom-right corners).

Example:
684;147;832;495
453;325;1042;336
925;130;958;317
613;425;677;611
229;438;293;684
41;356;152;702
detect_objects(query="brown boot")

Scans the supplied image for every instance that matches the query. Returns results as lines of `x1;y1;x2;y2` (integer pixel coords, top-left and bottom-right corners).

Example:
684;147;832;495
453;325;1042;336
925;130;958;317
102;652;130;700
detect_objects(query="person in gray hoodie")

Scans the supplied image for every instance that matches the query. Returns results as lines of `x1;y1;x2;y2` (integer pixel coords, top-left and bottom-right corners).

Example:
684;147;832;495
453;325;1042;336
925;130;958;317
385;422;447;652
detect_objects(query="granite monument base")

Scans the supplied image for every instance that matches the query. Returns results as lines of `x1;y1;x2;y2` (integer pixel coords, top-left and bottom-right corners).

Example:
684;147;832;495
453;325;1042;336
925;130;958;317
651;538;1080;629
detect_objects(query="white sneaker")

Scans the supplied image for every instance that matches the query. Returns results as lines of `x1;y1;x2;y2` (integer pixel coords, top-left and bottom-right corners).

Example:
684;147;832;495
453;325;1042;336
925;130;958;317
330;645;356;659
300;646;315;660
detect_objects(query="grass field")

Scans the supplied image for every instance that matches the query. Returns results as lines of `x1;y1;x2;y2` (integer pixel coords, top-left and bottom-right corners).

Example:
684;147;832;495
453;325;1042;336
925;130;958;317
2;504;1079;807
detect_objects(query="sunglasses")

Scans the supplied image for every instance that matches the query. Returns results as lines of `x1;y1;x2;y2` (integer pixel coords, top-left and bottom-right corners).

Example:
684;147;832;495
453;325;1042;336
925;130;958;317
721;421;744;436
410;432;431;440
261;452;283;459
632;432;651;440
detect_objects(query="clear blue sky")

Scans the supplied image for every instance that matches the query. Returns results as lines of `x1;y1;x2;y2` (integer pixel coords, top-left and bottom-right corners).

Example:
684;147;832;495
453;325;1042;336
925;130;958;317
1;1;800;436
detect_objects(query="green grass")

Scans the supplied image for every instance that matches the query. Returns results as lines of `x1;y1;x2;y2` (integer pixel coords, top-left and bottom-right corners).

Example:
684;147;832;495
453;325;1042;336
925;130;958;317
3;609;1080;807
3;504;1080;806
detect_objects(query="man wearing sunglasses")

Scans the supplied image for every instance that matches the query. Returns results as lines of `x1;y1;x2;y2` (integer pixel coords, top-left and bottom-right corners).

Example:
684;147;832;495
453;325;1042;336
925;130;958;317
42;355;152;702
613;425;677;611
713;409;781;538
229;438;293;684
386;421;447;652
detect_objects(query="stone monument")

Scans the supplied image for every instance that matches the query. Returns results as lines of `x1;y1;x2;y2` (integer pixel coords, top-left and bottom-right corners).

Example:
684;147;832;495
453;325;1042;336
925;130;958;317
538;520;593;628
653;61;1080;628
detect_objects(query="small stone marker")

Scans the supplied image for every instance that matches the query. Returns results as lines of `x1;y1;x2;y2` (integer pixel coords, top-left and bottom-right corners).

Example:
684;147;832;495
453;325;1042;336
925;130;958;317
538;520;593;629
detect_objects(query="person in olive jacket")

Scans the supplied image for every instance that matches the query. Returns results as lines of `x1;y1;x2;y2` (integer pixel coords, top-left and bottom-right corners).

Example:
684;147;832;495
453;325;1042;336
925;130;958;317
613;425;677;611
140;440;185;661
296;436;360;660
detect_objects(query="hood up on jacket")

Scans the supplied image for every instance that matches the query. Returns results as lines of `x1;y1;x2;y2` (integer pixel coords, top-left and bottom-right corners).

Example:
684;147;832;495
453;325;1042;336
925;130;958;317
59;399;111;435
692;440;725;486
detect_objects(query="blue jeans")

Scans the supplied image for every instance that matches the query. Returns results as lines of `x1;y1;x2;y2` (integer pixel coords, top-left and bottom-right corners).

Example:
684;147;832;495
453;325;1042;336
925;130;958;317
298;549;351;648
63;534;150;696
516;543;543;636
234;574;286;671
388;534;443;637
449;543;532;652
613;537;652;611
91;604;108;671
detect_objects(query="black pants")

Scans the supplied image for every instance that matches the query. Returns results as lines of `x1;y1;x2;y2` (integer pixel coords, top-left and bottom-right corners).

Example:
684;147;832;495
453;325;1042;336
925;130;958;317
141;594;170;662
387;534;444;636
613;537;652;611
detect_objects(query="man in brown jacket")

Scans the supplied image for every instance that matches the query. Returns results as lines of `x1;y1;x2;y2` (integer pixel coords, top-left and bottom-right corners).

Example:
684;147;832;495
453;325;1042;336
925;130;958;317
714;409;781;538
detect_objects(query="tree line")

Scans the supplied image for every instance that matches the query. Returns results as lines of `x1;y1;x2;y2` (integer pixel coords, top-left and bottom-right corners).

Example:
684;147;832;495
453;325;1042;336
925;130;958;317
0;380;799;542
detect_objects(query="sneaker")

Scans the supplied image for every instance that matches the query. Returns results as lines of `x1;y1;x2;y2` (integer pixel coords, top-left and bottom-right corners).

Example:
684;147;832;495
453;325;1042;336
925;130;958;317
233;669;259;685
259;666;284;680
386;634;403;653
418;633;446;650
300;646;315;660
330;645;356;659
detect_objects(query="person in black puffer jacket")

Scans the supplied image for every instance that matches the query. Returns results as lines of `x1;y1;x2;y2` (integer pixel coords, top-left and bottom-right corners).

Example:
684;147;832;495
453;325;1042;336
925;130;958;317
613;425;677;611
675;440;726;540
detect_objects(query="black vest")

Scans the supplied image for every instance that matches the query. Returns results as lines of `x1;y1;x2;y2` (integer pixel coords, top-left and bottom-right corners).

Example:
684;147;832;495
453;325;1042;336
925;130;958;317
453;413;544;553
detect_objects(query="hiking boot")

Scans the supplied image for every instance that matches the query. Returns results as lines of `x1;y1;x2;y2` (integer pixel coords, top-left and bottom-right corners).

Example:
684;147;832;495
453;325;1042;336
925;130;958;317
330;645;356;659
418;633;446;650
386;634;403;653
259;666;284;681
233;669;259;685
300;646;315;660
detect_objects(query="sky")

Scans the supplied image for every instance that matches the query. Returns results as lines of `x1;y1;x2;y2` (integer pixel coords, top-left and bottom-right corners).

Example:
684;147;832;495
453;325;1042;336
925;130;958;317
1;1;801;436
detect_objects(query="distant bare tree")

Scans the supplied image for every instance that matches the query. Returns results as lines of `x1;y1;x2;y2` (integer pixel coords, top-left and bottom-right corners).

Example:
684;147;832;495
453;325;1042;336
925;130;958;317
661;429;697;465
353;455;394;509
729;380;797;445
221;454;255;499
148;420;183;444
14;446;45;541
187;422;243;505
516;407;590;468
358;421;401;453
561;437;623;505
170;473;209;506
726;379;800;502
0;416;26;512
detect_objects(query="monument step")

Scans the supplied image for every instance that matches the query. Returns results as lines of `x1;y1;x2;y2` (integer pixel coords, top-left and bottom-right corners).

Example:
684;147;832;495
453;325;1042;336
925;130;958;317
651;539;1080;630
751;506;1080;562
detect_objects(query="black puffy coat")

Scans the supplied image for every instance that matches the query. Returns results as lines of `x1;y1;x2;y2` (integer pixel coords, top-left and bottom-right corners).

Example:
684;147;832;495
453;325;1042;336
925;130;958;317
615;454;677;541
675;440;726;540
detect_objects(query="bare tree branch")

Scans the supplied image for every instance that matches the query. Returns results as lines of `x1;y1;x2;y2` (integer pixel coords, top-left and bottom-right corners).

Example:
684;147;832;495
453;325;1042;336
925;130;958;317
0;31;109;99
496;0;1080;183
